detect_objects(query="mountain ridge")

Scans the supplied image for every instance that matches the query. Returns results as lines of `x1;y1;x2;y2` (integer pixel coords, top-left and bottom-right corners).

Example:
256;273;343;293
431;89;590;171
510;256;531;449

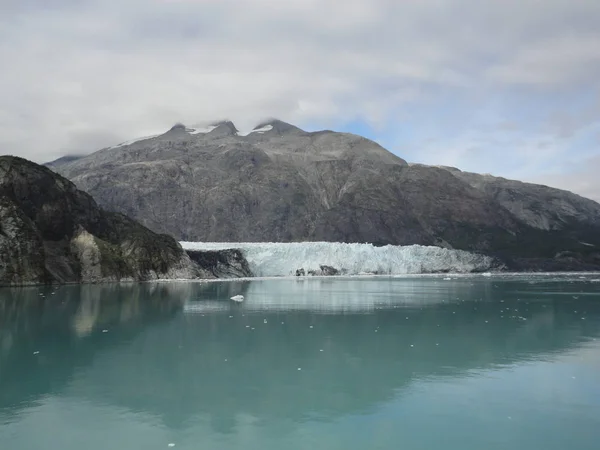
47;120;600;270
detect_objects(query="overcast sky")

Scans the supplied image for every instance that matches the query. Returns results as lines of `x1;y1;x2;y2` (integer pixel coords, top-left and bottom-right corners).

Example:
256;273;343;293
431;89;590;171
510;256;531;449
1;0;600;200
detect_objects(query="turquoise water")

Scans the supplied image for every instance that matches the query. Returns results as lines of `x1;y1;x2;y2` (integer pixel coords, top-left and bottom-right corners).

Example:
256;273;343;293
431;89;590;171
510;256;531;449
1;275;599;449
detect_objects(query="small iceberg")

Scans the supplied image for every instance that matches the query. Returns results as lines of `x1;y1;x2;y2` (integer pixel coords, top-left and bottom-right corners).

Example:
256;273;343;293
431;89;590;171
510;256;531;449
230;295;244;303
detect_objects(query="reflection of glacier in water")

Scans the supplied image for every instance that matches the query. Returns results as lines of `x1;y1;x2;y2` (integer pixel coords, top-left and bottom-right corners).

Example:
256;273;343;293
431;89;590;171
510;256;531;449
183;278;477;314
181;242;496;276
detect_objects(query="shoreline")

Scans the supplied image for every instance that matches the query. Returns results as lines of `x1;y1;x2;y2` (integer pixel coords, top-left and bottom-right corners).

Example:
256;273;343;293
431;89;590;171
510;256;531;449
152;271;600;284
2;271;600;290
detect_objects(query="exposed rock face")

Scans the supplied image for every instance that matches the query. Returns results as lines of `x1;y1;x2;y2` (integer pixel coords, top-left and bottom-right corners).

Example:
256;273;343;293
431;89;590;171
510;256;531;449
0;156;246;285
48;120;600;270
440;167;600;231
294;266;340;276
186;249;252;278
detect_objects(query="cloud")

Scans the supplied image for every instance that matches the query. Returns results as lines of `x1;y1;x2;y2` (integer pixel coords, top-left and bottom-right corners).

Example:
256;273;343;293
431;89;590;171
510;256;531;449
531;155;600;202
0;0;599;201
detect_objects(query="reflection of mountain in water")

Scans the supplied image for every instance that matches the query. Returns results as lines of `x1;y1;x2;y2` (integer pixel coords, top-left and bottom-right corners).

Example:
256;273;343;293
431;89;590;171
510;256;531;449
1;278;599;432
0;282;204;412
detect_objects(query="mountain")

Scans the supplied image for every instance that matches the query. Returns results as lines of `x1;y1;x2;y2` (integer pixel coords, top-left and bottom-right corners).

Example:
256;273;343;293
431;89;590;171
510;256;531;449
48;120;600;270
0;156;249;286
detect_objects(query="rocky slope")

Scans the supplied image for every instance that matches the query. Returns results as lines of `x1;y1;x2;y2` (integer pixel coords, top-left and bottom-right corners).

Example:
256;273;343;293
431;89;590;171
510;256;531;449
0;156;249;286
48;120;600;270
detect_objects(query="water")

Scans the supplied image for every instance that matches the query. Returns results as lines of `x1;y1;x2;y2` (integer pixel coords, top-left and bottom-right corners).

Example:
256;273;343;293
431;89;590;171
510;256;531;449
1;275;599;450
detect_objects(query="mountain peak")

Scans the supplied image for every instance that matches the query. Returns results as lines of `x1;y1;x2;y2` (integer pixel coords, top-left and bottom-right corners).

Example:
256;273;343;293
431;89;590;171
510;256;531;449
254;119;303;134
167;123;188;133
208;120;238;137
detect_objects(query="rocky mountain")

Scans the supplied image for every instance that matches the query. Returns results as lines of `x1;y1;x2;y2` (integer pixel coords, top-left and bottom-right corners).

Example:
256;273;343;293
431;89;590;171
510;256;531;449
0;156;249;286
48;120;600;270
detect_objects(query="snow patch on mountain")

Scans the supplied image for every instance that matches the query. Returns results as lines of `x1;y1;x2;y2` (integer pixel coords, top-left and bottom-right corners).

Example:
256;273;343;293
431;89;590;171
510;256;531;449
111;133;162;148
236;125;274;136
188;125;218;135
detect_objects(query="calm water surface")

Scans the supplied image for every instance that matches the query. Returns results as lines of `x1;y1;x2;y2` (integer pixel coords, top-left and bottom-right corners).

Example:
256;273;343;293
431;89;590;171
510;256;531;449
1;275;599;449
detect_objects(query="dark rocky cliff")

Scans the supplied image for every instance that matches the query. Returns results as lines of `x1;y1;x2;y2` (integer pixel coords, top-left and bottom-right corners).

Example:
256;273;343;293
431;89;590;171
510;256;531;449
0;156;249;285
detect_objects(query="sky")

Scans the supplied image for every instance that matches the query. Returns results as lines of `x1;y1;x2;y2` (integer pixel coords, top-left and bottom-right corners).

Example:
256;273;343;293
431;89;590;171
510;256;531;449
1;0;600;201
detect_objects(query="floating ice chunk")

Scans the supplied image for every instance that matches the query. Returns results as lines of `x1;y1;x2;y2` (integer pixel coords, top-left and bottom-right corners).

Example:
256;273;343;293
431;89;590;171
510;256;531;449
230;295;244;302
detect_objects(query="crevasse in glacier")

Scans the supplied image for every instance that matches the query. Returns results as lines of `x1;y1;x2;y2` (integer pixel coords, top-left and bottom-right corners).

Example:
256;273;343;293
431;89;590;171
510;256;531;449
180;242;498;277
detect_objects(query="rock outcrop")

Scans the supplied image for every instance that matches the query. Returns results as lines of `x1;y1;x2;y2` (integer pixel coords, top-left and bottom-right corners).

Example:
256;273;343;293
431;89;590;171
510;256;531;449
186;249;252;278
0;156;249;285
48;120;600;270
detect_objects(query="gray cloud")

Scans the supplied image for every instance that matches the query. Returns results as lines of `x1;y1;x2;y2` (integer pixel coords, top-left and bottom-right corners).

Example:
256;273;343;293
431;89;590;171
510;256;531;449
532;155;600;202
1;0;600;202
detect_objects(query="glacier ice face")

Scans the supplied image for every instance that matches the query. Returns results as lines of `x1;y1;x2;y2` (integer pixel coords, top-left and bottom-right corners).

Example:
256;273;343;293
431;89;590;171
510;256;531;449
180;242;498;277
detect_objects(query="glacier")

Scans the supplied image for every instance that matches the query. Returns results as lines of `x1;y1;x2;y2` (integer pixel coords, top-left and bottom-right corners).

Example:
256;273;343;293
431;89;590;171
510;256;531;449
180;242;499;277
